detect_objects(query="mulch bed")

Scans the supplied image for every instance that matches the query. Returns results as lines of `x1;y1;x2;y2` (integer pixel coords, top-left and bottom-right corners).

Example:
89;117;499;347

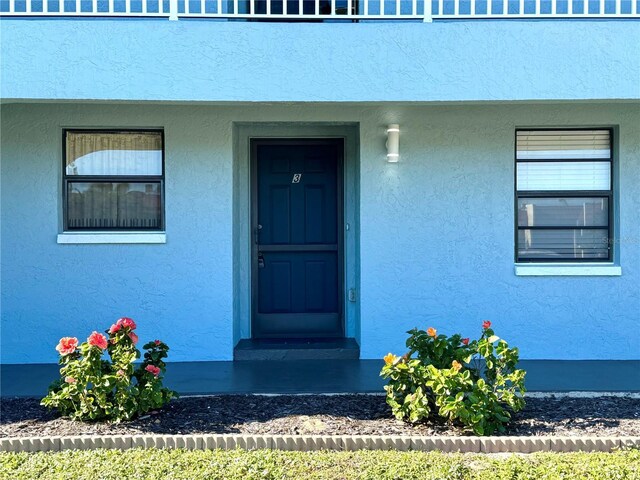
1;395;639;438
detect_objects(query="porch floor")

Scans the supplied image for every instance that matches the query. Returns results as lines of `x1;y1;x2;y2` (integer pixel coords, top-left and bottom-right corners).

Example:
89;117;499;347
1;360;639;398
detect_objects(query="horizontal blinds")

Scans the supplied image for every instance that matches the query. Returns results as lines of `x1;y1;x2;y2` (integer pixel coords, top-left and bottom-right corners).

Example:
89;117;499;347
515;129;612;261
516;130;611;192
517;130;611;160
517;161;610;191
517;197;608;227
518;229;609;260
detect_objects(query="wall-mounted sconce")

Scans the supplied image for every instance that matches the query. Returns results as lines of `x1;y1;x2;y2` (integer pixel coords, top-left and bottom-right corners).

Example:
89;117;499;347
386;124;400;162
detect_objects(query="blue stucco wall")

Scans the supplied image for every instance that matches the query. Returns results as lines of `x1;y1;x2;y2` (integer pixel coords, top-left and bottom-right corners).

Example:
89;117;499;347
1;102;639;364
1;19;639;103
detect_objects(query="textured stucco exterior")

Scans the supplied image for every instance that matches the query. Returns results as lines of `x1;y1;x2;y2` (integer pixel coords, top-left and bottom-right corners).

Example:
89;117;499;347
1;102;639;364
1;19;639;103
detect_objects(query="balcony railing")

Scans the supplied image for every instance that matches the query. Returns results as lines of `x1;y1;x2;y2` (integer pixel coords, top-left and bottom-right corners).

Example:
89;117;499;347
0;0;638;20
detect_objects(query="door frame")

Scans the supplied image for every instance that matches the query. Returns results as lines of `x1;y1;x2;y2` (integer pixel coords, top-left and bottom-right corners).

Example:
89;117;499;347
233;123;360;347
250;138;345;338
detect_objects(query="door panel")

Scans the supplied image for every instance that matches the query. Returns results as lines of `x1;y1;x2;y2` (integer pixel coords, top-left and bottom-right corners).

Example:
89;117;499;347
258;251;339;314
268;185;291;243
253;140;343;338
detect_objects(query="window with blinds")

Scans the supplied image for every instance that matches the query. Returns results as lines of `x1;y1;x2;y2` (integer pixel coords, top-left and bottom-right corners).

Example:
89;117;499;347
516;129;612;262
63;130;164;231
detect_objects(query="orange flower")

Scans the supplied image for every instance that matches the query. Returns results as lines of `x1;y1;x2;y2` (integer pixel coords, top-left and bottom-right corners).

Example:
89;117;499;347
426;327;437;338
482;320;492;329
461;338;470;346
451;360;462;372
383;353;399;365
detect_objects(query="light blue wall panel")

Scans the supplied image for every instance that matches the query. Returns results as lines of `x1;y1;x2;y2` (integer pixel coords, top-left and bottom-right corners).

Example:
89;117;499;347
0;105;235;363
1;102;639;364
356;105;640;362
1;19;639;103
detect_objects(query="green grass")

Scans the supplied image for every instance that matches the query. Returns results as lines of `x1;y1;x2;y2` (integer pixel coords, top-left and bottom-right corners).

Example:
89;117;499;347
1;448;639;480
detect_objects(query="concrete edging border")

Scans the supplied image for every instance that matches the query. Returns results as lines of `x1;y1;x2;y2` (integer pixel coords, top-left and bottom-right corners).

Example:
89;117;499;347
1;434;639;454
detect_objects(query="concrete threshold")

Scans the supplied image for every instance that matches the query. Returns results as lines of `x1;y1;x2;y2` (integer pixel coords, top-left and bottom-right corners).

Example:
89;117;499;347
1;434;639;454
233;338;360;361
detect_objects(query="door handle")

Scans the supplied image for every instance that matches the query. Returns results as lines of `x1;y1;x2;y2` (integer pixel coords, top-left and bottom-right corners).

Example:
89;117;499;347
254;224;262;244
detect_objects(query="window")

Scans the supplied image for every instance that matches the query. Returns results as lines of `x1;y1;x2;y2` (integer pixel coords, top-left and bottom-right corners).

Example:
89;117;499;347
63;130;164;231
516;129;612;262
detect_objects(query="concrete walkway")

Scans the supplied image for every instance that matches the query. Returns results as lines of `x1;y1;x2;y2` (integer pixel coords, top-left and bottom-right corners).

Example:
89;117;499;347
1;360;639;397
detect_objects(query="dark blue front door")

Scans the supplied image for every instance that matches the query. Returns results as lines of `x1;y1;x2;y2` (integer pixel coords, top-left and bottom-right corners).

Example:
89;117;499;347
252;139;343;338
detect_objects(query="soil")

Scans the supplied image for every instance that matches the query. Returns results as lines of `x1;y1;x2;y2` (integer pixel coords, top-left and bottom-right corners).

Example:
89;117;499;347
1;395;639;438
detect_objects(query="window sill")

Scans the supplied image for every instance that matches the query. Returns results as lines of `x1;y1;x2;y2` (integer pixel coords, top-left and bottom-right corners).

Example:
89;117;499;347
514;263;621;277
57;233;166;244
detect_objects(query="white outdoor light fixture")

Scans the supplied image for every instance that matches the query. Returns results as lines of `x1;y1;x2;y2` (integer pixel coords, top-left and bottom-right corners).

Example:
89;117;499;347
386;124;400;162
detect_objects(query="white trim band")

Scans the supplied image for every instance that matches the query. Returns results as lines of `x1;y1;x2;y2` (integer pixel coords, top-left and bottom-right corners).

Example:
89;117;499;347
515;263;621;276
1;434;638;453
57;233;166;244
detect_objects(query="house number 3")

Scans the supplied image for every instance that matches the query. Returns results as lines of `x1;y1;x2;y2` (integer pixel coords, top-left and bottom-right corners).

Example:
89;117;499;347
292;174;302;183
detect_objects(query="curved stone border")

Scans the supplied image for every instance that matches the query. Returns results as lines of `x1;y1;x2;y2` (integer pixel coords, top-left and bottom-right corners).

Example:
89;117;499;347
1;434;638;454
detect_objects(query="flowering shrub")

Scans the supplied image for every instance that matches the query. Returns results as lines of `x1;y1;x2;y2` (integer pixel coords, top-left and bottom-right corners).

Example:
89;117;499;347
380;321;526;435
41;318;177;422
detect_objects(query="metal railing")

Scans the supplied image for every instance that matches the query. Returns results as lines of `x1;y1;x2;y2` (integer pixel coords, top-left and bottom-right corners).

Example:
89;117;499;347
1;0;638;20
